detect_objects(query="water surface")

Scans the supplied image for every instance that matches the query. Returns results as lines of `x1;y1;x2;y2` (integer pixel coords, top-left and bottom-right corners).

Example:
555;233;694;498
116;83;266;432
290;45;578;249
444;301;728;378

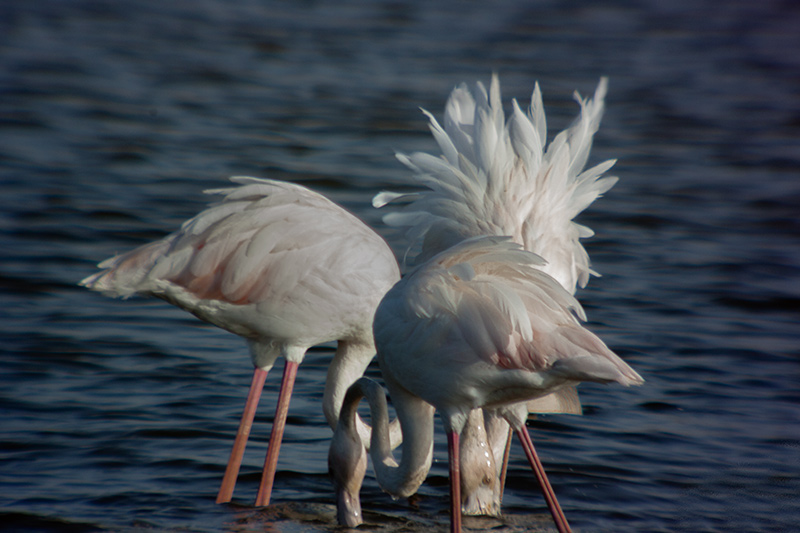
2;1;799;531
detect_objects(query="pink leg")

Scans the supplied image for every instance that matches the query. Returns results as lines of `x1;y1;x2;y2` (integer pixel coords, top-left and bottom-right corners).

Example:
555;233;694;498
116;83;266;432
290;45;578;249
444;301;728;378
515;428;571;533
255;361;299;507
446;430;462;533
216;368;268;504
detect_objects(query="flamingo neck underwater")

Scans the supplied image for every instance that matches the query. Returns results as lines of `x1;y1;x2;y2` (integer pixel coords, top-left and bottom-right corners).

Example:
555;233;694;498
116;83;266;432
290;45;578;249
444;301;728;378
330;377;436;527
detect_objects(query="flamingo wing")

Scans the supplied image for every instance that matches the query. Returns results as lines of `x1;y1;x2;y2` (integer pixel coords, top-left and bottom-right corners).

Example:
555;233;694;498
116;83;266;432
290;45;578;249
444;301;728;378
378;237;642;391
81;176;399;341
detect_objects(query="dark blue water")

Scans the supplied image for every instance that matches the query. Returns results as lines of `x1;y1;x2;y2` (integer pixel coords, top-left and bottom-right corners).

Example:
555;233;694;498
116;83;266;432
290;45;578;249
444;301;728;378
2;0;799;531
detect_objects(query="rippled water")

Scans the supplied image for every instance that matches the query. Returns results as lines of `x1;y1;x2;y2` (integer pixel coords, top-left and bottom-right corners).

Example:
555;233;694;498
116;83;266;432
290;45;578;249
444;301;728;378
2;0;799;531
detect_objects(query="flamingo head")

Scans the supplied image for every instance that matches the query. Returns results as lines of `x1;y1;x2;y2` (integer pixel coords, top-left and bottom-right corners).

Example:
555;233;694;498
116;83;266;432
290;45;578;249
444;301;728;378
328;405;367;527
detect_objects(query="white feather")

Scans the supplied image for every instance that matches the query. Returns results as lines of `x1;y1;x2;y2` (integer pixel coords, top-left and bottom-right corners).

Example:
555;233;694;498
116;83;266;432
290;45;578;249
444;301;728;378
380;75;616;293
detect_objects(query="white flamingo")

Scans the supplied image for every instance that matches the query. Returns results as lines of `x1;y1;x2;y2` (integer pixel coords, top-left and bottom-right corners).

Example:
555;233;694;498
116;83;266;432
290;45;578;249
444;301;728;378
329;237;643;532
373;74;617;517
80;176;401;506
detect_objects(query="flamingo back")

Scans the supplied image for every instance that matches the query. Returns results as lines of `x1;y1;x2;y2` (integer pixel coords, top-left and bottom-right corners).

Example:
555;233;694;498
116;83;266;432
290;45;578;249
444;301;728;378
81;177;400;344
375;237;642;415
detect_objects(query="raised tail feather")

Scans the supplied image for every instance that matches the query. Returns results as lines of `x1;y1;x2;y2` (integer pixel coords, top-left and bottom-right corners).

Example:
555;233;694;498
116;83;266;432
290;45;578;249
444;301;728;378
377;74;617;293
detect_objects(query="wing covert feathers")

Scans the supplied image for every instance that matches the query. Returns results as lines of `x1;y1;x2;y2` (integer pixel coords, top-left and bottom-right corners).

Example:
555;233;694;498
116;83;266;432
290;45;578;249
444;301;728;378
392;237;642;387
80;177;396;308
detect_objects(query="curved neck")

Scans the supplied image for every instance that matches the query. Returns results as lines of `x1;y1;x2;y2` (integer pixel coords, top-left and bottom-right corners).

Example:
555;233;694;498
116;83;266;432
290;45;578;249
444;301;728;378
347;378;435;499
324;339;375;430
324;341;403;449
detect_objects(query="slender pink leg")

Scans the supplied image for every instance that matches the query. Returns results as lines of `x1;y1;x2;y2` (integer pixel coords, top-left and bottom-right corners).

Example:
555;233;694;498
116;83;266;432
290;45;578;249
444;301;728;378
446;430;462;533
255;361;299;507
515;428;572;533
217;368;268;504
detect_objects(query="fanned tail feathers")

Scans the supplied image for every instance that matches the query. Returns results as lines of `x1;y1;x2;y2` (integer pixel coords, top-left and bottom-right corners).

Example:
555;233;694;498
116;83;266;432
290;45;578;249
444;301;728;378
378;75;617;292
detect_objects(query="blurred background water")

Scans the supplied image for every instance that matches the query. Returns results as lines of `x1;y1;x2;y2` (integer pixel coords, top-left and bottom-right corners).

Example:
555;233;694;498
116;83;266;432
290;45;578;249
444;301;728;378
2;0;799;531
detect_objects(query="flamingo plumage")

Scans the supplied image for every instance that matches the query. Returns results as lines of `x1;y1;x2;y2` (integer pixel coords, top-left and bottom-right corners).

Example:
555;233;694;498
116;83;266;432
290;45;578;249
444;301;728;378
80;176;401;506
373;74;617;518
329;237;643;533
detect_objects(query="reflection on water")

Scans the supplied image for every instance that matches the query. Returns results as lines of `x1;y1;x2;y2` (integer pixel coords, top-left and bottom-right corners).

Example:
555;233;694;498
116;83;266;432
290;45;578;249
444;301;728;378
2;0;799;531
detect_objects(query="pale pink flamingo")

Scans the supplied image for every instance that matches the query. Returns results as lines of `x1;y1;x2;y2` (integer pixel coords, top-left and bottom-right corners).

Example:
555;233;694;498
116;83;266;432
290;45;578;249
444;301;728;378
374;75;616;516
329;237;643;532
80;176;401;506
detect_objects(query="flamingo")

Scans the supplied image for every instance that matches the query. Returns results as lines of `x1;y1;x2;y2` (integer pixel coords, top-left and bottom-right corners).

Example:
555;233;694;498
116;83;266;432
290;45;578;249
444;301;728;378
80;176;401;506
373;74;617;517
329;237;643;532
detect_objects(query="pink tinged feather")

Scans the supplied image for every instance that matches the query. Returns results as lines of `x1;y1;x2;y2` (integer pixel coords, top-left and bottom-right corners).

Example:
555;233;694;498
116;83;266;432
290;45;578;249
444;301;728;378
80;240;171;297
